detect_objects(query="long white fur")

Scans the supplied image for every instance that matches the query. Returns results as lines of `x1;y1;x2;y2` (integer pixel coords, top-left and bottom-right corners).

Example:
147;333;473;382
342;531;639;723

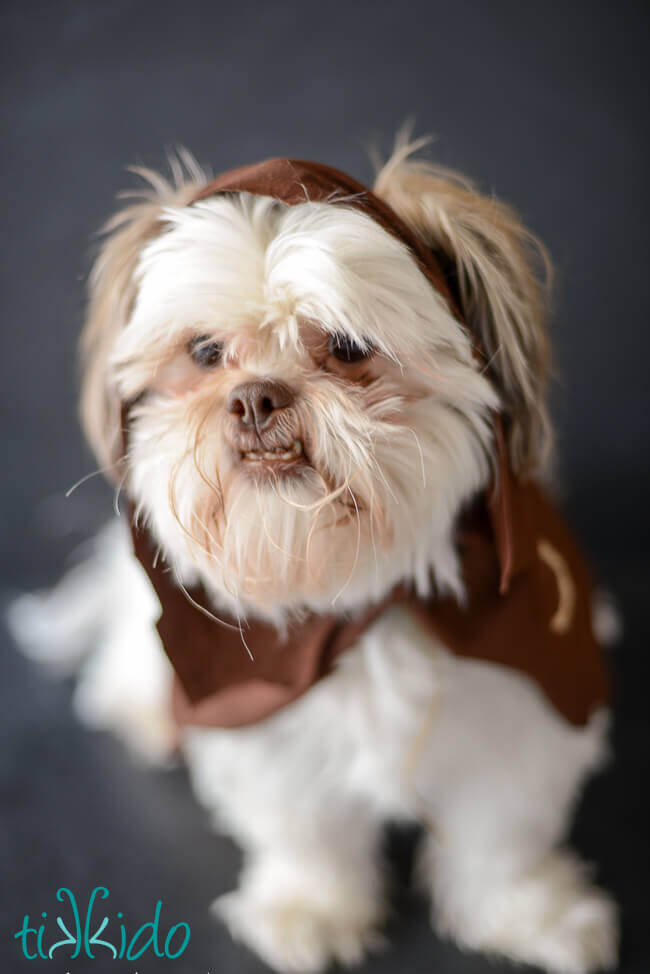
8;144;618;973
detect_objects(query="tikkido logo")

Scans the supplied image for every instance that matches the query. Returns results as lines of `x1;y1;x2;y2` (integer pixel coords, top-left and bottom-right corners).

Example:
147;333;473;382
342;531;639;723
14;887;191;961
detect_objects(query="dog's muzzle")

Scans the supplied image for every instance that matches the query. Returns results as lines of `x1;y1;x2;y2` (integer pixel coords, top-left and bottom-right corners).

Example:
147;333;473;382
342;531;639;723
225;380;306;474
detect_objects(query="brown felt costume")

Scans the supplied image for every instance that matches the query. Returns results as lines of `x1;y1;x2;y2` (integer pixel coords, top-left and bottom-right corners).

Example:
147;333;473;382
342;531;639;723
123;159;609;729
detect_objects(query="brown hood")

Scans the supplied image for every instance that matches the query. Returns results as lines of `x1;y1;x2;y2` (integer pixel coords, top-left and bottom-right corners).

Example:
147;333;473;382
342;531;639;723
122;158;609;728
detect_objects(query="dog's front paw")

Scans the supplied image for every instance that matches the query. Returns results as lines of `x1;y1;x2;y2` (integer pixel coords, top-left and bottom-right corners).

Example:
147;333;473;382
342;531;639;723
536;888;618;974
213;890;384;973
73;683;178;766
436;852;618;974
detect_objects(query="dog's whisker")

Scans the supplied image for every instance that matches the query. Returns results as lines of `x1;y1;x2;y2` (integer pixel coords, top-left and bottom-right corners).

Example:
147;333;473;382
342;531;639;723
168;457;220;566
405;427;427;489
191;509;224;558
65;460;125;498
331;485;362;605
256;486;305;563
367;484;380;585
479;343;503;378
152;544;162;571
175;576;248;642
370;453;399;506
112;465;129;517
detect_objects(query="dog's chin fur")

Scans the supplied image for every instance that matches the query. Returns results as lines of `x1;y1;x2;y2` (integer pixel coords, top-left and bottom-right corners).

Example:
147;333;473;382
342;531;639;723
7;141;619;974
126;379;495;619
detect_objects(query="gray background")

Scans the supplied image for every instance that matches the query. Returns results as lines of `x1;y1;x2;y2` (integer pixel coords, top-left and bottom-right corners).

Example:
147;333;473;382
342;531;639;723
1;1;649;972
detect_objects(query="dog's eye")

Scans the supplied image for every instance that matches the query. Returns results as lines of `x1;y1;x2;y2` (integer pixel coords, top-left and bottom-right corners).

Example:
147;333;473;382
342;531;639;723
328;334;374;363
188;335;223;368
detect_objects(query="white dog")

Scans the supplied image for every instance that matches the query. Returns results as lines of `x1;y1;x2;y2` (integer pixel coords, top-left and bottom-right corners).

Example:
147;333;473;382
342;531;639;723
9;139;618;974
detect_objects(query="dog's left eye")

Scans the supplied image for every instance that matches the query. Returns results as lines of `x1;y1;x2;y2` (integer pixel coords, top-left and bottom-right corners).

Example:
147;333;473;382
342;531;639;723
188;335;223;368
328;334;374;363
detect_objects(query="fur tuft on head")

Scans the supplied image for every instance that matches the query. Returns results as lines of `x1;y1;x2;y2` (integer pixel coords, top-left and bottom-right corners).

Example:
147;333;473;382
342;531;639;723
374;134;552;475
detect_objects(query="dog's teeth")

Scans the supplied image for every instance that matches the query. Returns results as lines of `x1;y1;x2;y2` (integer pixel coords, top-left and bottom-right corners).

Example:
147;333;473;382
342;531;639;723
243;440;303;462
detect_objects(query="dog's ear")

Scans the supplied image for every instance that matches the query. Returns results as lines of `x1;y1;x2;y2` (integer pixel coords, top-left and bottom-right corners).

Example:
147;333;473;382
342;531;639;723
80;153;207;478
374;143;552;476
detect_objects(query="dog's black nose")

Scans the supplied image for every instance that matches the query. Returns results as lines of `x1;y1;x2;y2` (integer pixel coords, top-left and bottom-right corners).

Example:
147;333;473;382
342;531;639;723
227;380;294;430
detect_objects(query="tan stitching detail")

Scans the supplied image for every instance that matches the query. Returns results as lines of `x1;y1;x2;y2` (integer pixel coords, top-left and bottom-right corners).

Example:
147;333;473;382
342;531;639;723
537;538;576;635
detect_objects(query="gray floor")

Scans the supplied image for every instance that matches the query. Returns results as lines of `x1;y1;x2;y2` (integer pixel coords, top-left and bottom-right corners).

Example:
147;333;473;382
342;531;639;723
2;1;649;971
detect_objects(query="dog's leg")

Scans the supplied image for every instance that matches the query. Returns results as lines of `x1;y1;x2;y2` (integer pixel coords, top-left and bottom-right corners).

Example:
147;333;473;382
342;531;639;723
213;810;385;973
8;519;176;765
182;704;388;974
6;521;125;671
413;654;618;973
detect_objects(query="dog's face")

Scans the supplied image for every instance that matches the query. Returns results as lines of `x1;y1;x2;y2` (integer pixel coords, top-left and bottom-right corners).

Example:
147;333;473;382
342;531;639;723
81;150;550;618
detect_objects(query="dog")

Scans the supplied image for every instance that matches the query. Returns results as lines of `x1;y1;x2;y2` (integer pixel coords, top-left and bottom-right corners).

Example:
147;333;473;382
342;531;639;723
8;139;618;973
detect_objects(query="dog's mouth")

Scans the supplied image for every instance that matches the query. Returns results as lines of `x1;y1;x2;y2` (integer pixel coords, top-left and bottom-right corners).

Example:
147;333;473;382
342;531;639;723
225;412;310;478
235;438;309;479
241;439;305;466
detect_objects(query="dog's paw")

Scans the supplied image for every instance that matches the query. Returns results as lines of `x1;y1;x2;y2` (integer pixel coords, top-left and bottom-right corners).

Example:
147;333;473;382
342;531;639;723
213;890;384;972
6;589;94;672
73;684;178;766
534;889;618;974
437;852;618;974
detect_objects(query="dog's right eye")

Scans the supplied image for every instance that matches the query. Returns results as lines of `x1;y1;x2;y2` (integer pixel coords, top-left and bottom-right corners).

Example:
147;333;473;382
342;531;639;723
328;333;375;363
188;335;223;368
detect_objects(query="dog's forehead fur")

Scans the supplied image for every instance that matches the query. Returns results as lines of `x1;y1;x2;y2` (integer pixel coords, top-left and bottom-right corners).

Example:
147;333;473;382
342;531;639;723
113;193;472;397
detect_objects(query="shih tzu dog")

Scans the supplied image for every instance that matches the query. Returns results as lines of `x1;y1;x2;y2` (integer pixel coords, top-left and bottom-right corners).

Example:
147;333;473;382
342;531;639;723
9;139;618;973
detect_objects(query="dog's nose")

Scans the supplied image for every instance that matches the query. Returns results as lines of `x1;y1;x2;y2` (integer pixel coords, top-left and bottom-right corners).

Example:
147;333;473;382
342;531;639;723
227;380;294;430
